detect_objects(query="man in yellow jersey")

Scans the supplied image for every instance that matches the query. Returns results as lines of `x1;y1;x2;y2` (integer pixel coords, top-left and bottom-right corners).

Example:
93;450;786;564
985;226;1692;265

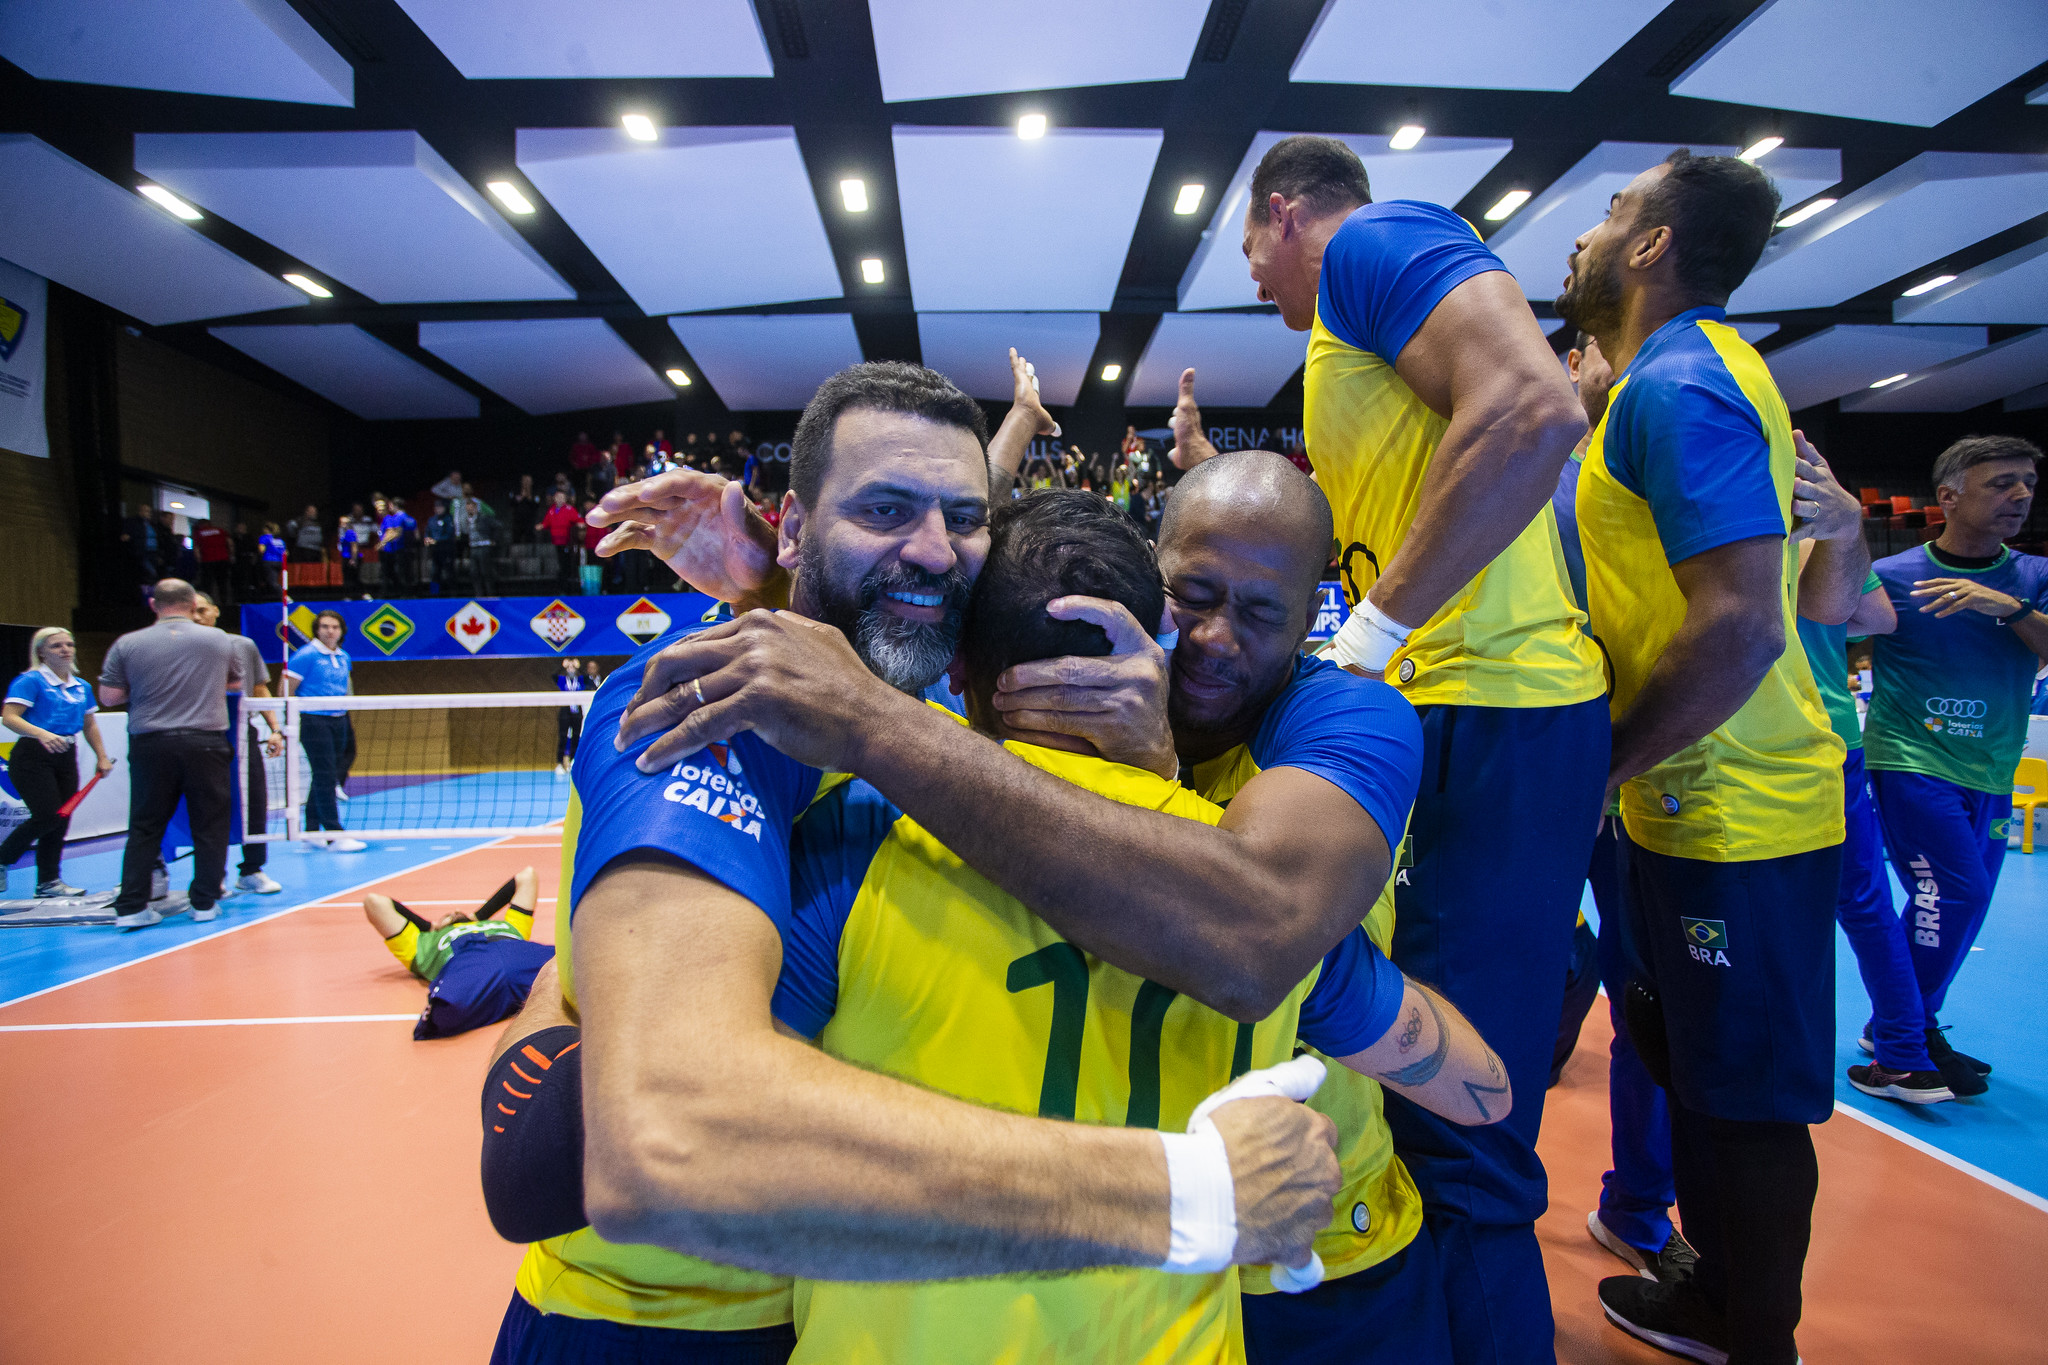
1559;150;1853;1365
478;363;1344;1363
485;489;1511;1363
1158;134;1605;1364
602;355;1469;1361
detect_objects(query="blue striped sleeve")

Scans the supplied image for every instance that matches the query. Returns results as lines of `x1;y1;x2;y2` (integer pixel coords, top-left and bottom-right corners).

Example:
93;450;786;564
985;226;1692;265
1295;926;1407;1058
772;780;901;1038
1317;200;1509;363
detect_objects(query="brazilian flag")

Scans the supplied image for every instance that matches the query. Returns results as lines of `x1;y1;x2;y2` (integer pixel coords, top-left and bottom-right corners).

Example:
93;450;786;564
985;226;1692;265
1680;918;1728;952
360;603;416;655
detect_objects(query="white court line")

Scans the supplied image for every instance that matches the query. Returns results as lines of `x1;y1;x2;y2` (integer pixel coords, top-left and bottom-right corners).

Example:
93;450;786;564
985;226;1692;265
1832;1101;2048;1216
0;1014;417;1033
0;837;516;1012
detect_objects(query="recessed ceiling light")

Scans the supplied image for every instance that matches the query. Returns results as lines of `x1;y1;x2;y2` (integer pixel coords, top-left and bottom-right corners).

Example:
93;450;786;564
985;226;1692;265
282;273;332;298
1017;113;1047;140
137;184;201;221
860;258;885;284
840;178;868;212
486;181;535;215
621;113;658;142
1869;373;1910;388
1390;125;1425;151
666;368;691;386
1100;363;1122;382
1776;197;1836;228
1173;183;1205;215
1483;189;1531;222
1738;136;1784;163
1900;274;1957;298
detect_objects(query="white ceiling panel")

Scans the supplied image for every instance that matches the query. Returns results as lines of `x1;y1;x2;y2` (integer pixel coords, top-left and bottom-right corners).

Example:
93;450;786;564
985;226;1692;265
209;324;479;419
1762;325;1988;411
136;131;572;305
916;313;1099;405
518;126;841;315
1671;0;2048;129
394;0;771;79
0;136;308;326
418;318;672;415
1128;313;1305;407
894;127;1162;311
870;0;1208;103
1731;153;2048;314
1179;132;1513;311
1893;237;2048;325
667;314;864;411
1292;0;1667;91
1489;143;1840;303
0;0;351;106
1841;329;2048;413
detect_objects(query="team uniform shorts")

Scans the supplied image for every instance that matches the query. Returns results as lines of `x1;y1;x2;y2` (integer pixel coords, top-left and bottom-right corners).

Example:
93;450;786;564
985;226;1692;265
490;1293;795;1365
1619;833;1840;1124
415;936;556;1040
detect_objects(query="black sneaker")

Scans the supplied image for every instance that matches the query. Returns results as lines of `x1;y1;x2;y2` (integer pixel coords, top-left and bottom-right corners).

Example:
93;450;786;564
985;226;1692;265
1848;1063;1953;1104
1924;1027;1990;1096
1926;1025;1992;1076
1599;1275;1729;1364
1588;1212;1698;1282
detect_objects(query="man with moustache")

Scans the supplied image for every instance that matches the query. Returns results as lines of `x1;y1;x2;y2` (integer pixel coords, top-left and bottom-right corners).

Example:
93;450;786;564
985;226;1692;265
1559;149;1853;1364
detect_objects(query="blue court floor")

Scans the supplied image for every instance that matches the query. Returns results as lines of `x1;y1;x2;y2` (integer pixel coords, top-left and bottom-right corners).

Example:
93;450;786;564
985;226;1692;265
0;835;497;1006
1583;844;2048;1207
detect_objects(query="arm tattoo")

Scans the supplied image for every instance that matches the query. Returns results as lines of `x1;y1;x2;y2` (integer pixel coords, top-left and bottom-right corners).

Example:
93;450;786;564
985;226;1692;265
1396;1006;1423;1052
1376;990;1451;1087
1462;1074;1511;1123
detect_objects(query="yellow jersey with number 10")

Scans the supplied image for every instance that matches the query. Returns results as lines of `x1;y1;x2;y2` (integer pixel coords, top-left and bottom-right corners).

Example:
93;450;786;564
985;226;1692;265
1305;200;1603;710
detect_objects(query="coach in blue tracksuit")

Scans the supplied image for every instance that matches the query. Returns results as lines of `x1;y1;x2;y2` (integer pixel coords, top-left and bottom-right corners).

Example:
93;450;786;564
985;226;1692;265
1865;435;2048;1096
285;611;365;854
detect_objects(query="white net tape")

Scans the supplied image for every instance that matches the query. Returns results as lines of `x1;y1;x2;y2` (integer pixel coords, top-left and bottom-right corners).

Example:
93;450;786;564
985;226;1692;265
241;691;596;842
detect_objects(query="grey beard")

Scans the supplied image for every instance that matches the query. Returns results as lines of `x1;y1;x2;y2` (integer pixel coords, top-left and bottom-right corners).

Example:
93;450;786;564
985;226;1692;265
852;610;958;695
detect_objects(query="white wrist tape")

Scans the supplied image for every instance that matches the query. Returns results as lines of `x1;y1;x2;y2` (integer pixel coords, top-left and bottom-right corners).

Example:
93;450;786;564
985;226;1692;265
1328;598;1415;674
1161;1056;1331;1278
1158;1124;1237;1274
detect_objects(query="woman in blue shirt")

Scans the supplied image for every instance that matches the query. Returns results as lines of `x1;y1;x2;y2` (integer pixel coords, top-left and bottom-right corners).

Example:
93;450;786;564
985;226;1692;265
2;628;114;897
258;523;285;597
285;611;364;852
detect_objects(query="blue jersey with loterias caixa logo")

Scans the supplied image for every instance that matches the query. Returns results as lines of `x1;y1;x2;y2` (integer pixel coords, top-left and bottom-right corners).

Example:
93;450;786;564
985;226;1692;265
1866;544;2048;794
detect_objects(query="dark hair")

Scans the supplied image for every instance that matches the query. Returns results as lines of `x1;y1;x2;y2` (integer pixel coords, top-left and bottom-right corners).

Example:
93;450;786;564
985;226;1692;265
1932;435;2043;495
313;609;347;638
963;490;1164;705
1574;330;1593;351
789;362;988;509
1633;149;1781;304
1248;136;1372;225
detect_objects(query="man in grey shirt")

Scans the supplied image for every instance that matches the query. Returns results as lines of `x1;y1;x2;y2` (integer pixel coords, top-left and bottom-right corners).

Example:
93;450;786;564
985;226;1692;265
98;579;244;929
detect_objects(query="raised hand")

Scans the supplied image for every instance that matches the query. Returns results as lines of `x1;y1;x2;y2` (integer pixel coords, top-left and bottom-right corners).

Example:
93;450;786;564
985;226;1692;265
1788;429;1861;543
588;471;782;607
1170;368;1220;471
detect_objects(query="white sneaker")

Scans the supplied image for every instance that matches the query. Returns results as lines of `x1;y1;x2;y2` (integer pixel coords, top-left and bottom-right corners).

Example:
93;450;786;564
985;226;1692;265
191;905;221;922
237;872;283;894
329;838;368;853
336;785;350;802
37;879;87;898
115;907;163;931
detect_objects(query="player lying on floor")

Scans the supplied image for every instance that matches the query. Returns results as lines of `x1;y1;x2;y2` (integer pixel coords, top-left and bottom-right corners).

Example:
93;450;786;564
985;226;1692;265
364;867;554;1040
480;491;1508;1363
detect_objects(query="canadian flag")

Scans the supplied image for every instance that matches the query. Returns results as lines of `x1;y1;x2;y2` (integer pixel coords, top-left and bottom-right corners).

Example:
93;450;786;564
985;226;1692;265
445;601;501;654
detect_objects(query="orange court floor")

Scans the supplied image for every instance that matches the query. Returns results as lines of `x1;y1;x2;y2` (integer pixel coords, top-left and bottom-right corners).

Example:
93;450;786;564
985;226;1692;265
4;833;2045;1364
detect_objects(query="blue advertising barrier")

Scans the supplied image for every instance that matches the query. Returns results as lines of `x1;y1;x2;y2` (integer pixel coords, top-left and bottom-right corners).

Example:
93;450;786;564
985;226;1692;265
241;592;722;661
1307;581;1350;645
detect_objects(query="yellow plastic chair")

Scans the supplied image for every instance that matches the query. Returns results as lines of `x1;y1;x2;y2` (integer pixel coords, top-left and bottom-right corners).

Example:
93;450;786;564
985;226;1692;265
2014;757;2048;854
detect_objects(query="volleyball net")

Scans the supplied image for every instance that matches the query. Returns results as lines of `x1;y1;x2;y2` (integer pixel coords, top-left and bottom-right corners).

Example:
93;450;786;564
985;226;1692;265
239;691;596;842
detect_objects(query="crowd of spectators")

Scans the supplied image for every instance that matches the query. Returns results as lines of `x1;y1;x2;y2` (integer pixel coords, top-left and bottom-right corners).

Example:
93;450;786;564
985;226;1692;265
1015;425;1170;538
113;427;788;605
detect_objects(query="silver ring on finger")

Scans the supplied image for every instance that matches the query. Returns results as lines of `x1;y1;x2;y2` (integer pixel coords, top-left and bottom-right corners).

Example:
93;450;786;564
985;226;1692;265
692;677;707;706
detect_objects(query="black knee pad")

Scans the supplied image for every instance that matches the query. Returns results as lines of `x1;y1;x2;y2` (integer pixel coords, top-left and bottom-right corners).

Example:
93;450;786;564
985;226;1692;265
1623;979;1673;1091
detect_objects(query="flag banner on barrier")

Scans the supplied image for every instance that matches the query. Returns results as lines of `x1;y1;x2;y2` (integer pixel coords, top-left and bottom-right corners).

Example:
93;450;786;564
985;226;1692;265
242;592;721;660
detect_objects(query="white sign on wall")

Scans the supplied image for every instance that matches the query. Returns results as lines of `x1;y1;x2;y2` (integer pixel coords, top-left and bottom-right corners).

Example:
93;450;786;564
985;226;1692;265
0;255;48;460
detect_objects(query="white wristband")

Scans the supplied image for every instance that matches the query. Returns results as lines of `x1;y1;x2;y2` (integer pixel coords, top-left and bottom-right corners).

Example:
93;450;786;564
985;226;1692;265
1328;598;1414;674
1158;1124;1237;1274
